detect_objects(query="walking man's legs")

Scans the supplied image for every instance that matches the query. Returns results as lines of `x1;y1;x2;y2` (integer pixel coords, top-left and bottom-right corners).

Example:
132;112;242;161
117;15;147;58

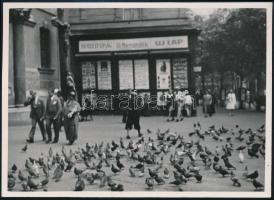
27;118;37;143
46;119;52;143
37;119;46;141
52;119;60;143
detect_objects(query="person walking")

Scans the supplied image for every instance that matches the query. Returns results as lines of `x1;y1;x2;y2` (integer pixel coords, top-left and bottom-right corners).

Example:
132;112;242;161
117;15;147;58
24;90;46;143
203;90;212;117
226;89;237;116
63;91;81;145
57;89;64;131
45;89;62;143
125;90;143;139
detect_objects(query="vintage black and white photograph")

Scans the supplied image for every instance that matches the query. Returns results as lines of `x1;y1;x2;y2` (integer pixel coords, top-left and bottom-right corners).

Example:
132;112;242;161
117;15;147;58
2;2;272;198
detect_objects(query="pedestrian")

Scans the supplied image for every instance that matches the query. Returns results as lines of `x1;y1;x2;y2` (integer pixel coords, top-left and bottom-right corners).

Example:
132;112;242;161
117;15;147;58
226;89;237;116
63;91;81;145
184;90;193;117
24;90;46;143
122;89;131;123
45;89;62;143
175;89;185;122
203;90;212;117
166;89;175;122
211;91;217;115
125;90;143;139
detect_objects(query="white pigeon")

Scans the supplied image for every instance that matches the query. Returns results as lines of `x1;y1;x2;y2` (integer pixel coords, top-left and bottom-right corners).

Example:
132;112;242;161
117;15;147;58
239;150;244;163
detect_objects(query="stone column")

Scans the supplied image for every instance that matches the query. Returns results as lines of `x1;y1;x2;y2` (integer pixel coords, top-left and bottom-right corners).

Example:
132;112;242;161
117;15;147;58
13;22;26;106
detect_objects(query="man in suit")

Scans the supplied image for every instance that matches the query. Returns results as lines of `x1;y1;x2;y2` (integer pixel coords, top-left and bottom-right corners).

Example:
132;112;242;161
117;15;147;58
24;90;46;143
45;89;62;143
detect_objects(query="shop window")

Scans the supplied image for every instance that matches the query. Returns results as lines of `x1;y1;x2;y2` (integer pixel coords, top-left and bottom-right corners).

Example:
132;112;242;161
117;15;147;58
97;60;112;90
39;27;50;69
123;8;142;20
172;58;188;89
118;59;149;90
82;61;96;90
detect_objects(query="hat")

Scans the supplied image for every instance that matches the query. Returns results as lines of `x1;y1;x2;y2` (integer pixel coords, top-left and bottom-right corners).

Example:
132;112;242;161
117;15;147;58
54;88;59;94
69;91;76;97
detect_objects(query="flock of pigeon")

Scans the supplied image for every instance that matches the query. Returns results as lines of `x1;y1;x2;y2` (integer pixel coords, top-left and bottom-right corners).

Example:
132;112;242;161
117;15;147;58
8;122;265;192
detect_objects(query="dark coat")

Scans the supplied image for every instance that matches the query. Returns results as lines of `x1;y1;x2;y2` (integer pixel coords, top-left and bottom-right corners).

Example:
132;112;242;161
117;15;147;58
24;96;45;119
45;95;62;119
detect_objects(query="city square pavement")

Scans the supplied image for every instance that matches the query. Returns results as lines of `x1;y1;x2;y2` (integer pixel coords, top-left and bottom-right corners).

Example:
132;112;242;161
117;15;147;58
7;107;266;192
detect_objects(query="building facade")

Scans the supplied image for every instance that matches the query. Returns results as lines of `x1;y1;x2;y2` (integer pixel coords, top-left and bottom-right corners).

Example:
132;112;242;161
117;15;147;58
64;8;200;112
8;9;61;125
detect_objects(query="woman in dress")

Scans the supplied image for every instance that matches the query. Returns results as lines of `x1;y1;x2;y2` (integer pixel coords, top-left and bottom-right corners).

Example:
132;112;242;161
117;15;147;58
226;89;237;116
63;91;81;145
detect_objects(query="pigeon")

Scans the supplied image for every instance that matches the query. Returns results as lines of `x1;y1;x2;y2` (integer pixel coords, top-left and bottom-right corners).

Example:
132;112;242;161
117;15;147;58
53;165;63;182
86;174;95;185
75;176;85;191
8;177;16;191
252;179;264;190
48;147;53;157
246;170;259;180
18;170;28;182
38;177;49;187
163;168;170;179
27;176;38;190
110;183;124;191
242;166;249;178
65;161;74;172
148;168;157;178
230;172;241;187
111;164;120;174
218;166;230;177
74;167;84;176
236;146;246;151
154;174;165;185
147;129;152;134
238;150;244;163
21;181;30;191
194;172;203;183
21;144;28;152
145;177;154;189
129;167;136;177
11;164;18;173
116;158;125;170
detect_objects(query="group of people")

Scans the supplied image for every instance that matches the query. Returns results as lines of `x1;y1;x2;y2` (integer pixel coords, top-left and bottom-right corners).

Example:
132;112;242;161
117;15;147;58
165;88;194;122
24;89;81;145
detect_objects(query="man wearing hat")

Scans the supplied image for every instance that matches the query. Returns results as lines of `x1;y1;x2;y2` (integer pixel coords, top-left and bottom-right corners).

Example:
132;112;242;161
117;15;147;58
45;89;62;143
63;91;81;145
24;90;46;143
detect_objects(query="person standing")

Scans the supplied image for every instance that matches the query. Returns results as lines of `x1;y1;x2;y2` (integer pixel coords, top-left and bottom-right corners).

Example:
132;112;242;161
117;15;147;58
203;90;212;117
45;89;62;143
125;90;142;139
166;89;175;122
24;90;46;143
175;89;185;122
63;91;81;145
226;89;237;116
184;90;193;117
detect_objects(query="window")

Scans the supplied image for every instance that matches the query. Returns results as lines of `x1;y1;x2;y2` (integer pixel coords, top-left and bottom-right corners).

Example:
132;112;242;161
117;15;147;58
118;59;149;90
123;8;142;20
40;27;50;69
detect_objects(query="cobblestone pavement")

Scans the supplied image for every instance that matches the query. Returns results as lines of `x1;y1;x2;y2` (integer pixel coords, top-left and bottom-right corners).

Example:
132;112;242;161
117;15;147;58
7;107;266;192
